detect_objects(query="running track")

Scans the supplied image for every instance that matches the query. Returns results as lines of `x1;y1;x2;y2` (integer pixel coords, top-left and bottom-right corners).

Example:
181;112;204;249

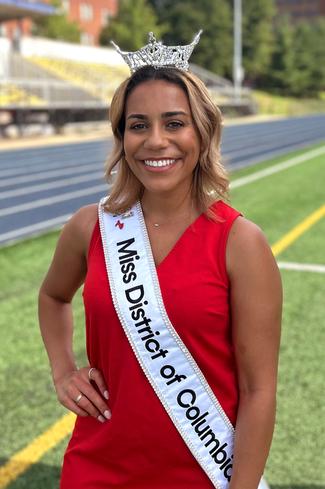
0;114;324;246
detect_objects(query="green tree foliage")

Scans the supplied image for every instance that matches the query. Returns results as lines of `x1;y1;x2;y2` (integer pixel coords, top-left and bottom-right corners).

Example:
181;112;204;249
241;0;275;83
33;0;80;43
263;18;325;96
99;0;166;49
309;19;325;94
261;16;296;92
149;0;233;77
291;19;325;96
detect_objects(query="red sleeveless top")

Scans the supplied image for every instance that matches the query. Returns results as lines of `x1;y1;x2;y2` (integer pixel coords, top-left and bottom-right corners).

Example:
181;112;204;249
60;200;241;488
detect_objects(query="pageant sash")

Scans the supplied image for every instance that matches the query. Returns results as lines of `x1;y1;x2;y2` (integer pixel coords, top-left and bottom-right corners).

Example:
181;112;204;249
99;199;267;489
99;198;236;489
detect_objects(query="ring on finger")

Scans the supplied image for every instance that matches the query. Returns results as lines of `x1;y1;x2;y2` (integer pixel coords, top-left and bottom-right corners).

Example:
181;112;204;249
75;393;83;404
88;367;96;381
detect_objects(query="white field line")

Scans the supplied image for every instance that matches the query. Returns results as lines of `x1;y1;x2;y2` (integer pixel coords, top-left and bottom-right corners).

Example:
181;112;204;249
0;159;92;179
224;126;313;158
0;172;103;199
0;184;107;217
0;161;99;183
0;214;72;242
0;165;115;188
278;261;325;274
230;145;325;188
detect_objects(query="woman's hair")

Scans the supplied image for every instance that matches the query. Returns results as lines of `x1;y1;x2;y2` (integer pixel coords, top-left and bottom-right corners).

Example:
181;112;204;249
104;65;229;215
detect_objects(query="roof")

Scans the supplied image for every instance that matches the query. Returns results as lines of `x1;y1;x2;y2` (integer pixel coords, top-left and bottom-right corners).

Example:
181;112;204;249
0;0;56;21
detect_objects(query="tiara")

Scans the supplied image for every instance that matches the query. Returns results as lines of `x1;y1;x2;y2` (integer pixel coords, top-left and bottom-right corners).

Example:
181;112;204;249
111;30;202;73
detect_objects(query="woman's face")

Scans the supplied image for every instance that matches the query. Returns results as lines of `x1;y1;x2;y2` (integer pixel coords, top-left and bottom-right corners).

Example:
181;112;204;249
123;80;200;196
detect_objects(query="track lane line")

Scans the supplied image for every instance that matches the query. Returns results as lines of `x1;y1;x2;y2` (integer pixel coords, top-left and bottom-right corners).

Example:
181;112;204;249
278;261;325;273
0;172;104;200
230;145;325;188
0;214;72;244
0;184;107;217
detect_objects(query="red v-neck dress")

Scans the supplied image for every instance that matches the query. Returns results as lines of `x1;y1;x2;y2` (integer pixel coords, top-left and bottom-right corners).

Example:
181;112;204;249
60;200;241;488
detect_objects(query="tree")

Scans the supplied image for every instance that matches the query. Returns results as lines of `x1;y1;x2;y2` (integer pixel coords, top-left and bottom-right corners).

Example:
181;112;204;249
307;19;325;95
149;0;233;77
261;16;296;93
241;0;276;84
33;0;80;43
291;19;325;96
99;0;166;50
261;18;325;97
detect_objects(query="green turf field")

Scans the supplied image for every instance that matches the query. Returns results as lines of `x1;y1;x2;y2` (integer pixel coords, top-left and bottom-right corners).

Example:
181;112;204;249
0;142;324;488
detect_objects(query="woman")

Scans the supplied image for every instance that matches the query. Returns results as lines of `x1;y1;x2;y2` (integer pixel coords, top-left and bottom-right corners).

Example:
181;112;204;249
39;59;282;488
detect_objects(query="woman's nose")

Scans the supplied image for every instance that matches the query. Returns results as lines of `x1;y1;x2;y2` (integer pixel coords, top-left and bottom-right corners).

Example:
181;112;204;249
143;126;168;149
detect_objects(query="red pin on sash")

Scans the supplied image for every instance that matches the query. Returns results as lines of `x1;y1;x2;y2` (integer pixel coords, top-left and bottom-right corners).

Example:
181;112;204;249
115;220;124;229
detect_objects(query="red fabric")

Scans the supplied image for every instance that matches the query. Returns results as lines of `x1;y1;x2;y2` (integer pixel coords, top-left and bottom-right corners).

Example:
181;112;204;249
60;200;241;488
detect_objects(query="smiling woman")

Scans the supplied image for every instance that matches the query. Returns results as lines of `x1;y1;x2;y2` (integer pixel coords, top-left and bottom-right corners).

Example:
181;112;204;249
105;65;228;217
38;34;282;489
124;79;200;196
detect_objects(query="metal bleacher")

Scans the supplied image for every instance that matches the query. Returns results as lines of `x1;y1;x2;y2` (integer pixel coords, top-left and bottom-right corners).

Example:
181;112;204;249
5;52;103;108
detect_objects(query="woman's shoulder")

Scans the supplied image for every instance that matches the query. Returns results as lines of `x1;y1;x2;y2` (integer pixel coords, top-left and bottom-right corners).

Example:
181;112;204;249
226;216;278;281
211;199;242;220
61;203;98;256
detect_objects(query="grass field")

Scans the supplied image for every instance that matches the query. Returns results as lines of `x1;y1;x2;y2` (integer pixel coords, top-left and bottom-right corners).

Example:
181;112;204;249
0;142;324;488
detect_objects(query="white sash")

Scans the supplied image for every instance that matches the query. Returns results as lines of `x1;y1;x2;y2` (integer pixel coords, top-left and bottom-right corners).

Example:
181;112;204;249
98;199;264;489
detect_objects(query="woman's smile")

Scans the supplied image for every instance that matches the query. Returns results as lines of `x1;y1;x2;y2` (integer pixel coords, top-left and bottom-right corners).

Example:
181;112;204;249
143;158;177;168
123;80;200;195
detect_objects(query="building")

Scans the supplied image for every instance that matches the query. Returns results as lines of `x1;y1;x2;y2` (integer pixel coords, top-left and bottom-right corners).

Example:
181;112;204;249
0;0;118;46
63;0;118;45
0;0;56;43
276;0;325;22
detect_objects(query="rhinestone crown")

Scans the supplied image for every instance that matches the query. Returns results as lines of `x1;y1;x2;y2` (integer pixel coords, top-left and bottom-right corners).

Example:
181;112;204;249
111;30;202;74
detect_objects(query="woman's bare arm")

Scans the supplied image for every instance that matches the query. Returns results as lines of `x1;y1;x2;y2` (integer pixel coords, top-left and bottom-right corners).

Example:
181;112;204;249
227;217;282;489
38;205;111;422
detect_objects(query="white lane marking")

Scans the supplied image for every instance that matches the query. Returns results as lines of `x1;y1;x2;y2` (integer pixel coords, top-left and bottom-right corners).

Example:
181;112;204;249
0;172;103;199
0;165;115;187
0;214;72;242
0;163;99;187
0;184;107;217
230;146;325;188
0;159;99;180
278;261;325;274
224;123;324;157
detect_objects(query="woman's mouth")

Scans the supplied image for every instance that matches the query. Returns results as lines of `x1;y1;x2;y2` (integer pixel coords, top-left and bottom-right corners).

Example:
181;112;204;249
143;158;176;168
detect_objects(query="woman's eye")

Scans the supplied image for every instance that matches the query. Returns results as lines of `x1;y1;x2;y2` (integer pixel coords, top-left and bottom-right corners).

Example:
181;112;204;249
130;123;147;130
167;121;184;129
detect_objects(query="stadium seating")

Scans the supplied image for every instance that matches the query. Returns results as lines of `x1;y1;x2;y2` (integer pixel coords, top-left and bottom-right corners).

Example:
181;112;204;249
0;82;45;107
28;57;129;102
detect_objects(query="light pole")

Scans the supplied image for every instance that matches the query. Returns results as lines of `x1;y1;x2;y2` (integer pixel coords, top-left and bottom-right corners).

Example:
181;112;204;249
233;0;243;103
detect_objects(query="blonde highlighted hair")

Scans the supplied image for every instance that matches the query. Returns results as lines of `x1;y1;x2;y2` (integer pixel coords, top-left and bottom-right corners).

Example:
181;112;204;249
104;66;229;215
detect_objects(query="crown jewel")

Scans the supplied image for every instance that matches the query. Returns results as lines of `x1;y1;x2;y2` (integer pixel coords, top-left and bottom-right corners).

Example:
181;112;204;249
111;30;202;73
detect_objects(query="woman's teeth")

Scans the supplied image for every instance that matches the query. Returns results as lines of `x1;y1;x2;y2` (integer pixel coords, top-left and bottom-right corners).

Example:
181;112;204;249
144;159;176;167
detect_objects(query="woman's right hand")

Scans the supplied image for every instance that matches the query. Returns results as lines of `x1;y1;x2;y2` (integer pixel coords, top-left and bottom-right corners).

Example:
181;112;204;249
54;367;111;423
